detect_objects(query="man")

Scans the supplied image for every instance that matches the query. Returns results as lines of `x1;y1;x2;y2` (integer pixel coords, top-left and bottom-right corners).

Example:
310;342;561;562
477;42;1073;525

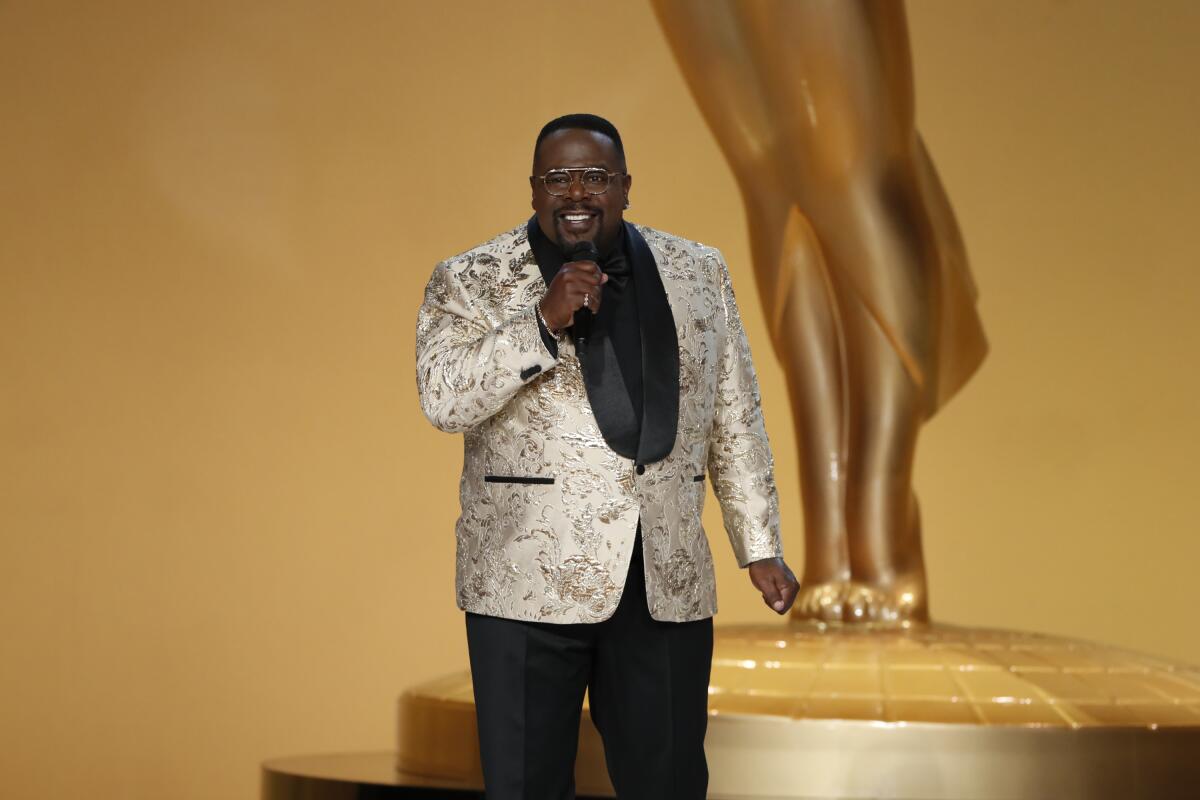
415;114;798;799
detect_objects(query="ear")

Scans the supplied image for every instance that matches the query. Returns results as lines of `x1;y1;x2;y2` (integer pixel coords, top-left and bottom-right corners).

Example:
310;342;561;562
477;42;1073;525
529;176;537;209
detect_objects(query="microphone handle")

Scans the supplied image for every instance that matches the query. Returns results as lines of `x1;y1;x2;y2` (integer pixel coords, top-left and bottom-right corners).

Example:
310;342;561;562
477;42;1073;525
564;241;599;349
574;306;592;347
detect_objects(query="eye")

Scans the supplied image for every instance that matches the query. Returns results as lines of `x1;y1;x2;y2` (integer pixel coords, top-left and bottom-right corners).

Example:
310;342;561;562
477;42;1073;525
582;170;608;187
545;172;570;187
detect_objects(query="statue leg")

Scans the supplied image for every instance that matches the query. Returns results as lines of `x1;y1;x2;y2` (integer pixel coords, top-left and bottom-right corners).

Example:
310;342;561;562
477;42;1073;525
653;0;945;623
834;272;929;623
651;0;856;620
755;204;851;622
728;0;934;623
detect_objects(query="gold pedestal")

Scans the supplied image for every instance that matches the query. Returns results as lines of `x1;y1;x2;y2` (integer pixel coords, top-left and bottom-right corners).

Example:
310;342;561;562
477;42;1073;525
398;622;1200;799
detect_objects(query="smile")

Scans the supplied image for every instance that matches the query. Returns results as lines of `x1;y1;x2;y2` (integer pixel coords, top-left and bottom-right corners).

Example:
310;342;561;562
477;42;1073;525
557;210;599;232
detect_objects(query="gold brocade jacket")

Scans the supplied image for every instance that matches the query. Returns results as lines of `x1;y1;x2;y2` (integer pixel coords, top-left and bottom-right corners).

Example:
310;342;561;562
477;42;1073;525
415;221;782;624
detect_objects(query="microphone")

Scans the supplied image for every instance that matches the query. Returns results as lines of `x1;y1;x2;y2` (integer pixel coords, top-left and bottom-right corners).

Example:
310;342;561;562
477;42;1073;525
564;240;599;347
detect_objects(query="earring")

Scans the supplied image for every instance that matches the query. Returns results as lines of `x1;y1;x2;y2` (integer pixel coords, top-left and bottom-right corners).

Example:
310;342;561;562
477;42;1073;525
623;198;631;209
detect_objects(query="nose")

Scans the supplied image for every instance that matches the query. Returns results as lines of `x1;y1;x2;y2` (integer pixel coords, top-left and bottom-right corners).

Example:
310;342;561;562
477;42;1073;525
567;175;587;201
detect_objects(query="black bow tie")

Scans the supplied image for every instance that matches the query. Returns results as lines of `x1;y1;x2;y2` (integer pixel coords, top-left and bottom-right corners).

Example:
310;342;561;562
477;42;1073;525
602;249;632;291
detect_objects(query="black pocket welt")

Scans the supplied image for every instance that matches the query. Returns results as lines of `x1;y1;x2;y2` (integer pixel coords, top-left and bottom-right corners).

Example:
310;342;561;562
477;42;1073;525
484;475;555;485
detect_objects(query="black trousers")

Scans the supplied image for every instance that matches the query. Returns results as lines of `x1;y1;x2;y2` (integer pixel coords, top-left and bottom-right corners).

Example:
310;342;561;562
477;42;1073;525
464;521;713;800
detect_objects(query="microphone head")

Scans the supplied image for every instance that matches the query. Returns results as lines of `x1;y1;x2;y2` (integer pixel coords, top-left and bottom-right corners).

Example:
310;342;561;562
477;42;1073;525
564;240;599;262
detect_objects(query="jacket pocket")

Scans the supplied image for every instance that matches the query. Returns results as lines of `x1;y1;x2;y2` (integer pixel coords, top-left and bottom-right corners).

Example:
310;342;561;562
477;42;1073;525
484;475;555;485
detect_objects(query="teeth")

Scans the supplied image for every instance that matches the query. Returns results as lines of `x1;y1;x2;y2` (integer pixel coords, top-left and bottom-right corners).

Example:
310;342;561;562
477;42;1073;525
564;214;591;222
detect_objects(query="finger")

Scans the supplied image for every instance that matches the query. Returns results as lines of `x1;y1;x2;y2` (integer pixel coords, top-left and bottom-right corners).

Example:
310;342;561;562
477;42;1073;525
774;575;795;613
571;289;601;314
563;271;604;290
564;260;603;278
760;579;782;611
557;263;595;284
568;283;601;300
768;572;792;613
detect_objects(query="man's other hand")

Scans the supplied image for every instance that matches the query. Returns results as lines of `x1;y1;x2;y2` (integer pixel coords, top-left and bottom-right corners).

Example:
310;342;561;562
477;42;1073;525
748;558;799;614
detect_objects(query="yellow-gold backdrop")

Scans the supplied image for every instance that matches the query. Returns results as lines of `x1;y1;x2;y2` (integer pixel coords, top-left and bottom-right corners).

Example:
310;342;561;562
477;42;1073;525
2;1;1198;798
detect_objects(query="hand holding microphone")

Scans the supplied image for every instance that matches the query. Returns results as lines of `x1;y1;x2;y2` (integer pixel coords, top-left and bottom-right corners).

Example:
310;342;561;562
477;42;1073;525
538;241;608;343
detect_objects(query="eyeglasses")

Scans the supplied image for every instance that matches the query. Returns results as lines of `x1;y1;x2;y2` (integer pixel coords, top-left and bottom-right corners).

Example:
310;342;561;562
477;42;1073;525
532;167;626;196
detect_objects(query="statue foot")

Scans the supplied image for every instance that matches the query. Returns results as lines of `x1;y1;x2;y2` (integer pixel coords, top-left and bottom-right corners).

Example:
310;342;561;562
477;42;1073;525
842;569;928;625
790;579;847;622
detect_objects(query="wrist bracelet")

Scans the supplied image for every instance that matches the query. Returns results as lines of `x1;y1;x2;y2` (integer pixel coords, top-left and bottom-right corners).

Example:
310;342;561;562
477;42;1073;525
536;300;563;338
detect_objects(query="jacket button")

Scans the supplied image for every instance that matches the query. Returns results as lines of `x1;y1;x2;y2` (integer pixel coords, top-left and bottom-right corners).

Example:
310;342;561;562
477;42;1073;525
635;464;645;475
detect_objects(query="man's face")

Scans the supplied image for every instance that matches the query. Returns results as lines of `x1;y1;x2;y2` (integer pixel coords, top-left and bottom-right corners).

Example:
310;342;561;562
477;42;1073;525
530;128;632;255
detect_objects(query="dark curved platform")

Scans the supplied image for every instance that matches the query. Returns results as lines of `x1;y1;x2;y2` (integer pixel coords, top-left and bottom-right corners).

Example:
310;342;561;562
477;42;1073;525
260;751;609;800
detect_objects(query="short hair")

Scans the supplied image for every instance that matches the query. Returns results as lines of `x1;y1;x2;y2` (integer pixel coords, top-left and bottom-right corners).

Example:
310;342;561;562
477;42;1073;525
533;113;625;169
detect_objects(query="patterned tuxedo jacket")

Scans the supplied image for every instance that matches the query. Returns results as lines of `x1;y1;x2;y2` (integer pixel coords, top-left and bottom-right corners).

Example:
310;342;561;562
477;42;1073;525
415;221;782;623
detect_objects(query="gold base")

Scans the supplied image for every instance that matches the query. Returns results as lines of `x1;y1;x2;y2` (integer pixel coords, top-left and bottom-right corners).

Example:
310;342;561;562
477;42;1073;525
398;622;1200;798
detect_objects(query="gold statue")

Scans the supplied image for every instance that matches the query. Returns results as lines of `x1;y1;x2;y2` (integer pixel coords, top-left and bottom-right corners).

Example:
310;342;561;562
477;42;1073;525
391;8;1200;798
651;0;987;624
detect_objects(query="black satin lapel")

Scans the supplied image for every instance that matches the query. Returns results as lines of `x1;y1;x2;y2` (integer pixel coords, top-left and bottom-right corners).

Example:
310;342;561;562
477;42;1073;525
583;324;640;460
526;216;563;290
627;223;679;464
